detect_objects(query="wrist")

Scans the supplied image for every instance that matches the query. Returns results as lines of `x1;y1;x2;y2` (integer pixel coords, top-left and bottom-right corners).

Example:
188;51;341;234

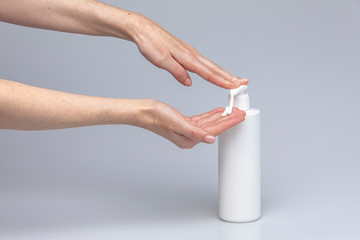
102;98;157;129
88;1;145;42
131;99;158;129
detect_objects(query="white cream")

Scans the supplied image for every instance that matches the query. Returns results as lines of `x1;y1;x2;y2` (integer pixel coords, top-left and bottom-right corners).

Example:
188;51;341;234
221;85;249;116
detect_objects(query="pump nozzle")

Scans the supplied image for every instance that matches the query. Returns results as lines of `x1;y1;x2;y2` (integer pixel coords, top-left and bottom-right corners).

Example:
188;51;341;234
230;85;248;96
221;85;249;116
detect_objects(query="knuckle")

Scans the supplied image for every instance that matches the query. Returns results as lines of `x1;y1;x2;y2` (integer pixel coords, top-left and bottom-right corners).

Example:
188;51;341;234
190;47;200;56
186;51;197;62
173;66;187;80
156;53;170;66
181;56;200;73
179;48;197;62
190;127;198;139
184;43;199;55
188;45;196;52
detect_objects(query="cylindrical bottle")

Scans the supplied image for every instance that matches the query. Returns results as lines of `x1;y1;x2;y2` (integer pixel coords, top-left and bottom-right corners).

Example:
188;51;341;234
218;90;261;222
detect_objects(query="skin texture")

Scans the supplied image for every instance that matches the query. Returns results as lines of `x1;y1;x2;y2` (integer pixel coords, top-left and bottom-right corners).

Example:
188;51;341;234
0;0;248;148
133;16;248;88
0;0;248;88
144;103;245;149
0;79;245;149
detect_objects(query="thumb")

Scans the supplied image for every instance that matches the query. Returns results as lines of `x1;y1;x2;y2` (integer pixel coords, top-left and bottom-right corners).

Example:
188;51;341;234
165;59;192;87
183;124;215;144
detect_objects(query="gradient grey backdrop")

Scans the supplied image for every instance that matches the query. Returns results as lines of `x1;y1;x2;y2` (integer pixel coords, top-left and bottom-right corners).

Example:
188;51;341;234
0;0;359;239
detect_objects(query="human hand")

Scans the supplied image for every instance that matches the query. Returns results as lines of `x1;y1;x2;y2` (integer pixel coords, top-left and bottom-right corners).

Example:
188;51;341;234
0;1;246;88
131;14;248;89
138;100;245;149
0;81;241;137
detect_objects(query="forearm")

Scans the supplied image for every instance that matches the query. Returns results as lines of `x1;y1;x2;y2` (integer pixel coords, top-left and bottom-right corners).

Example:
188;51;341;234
0;0;246;89
0;0;141;41
0;79;151;130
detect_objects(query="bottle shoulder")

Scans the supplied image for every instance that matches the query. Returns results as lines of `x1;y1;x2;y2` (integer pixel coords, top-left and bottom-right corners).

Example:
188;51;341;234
245;108;260;116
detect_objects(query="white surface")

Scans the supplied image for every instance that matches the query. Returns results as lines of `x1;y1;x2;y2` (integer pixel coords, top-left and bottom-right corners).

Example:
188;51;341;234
0;183;358;240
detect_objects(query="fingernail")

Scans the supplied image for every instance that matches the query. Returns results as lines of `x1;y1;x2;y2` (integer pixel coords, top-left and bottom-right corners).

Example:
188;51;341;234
226;80;240;88
185;78;192;86
231;77;248;84
240;78;248;84
204;135;215;143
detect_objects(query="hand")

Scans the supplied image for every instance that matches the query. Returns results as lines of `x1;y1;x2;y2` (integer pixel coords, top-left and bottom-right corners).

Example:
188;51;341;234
0;1;247;88
0;80;242;137
139;100;245;149
132;14;248;89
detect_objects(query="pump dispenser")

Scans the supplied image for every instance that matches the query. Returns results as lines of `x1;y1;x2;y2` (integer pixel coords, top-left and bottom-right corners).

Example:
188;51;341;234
218;85;261;222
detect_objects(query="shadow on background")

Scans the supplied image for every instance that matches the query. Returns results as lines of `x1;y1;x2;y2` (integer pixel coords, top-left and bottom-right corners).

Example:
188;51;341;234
219;220;262;240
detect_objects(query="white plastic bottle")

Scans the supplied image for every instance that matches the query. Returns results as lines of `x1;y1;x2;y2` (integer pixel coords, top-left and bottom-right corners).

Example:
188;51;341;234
218;85;261;222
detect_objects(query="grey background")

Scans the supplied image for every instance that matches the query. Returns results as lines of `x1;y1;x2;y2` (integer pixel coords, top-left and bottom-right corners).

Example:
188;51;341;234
0;0;359;239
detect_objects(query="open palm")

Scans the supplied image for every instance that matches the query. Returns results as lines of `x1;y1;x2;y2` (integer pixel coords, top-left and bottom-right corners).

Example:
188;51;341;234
144;101;245;149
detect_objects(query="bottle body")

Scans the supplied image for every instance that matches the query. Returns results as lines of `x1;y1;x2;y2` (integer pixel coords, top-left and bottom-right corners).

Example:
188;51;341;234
218;108;261;222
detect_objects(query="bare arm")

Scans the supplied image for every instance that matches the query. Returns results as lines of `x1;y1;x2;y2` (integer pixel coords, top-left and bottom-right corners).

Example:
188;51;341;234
0;0;247;88
0;0;135;40
0;79;245;149
0;79;146;130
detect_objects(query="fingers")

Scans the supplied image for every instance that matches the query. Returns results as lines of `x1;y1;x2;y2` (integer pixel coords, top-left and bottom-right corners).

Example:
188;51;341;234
172;45;247;89
197;55;233;80
172;115;214;149
203;108;246;136
183;42;245;85
194;108;225;127
170;128;211;149
195;56;248;89
182;56;240;89
163;57;192;86
178;107;244;147
190;107;224;122
198;56;249;86
171;133;196;149
174;108;244;149
188;59;247;89
180;121;215;144
135;20;246;89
